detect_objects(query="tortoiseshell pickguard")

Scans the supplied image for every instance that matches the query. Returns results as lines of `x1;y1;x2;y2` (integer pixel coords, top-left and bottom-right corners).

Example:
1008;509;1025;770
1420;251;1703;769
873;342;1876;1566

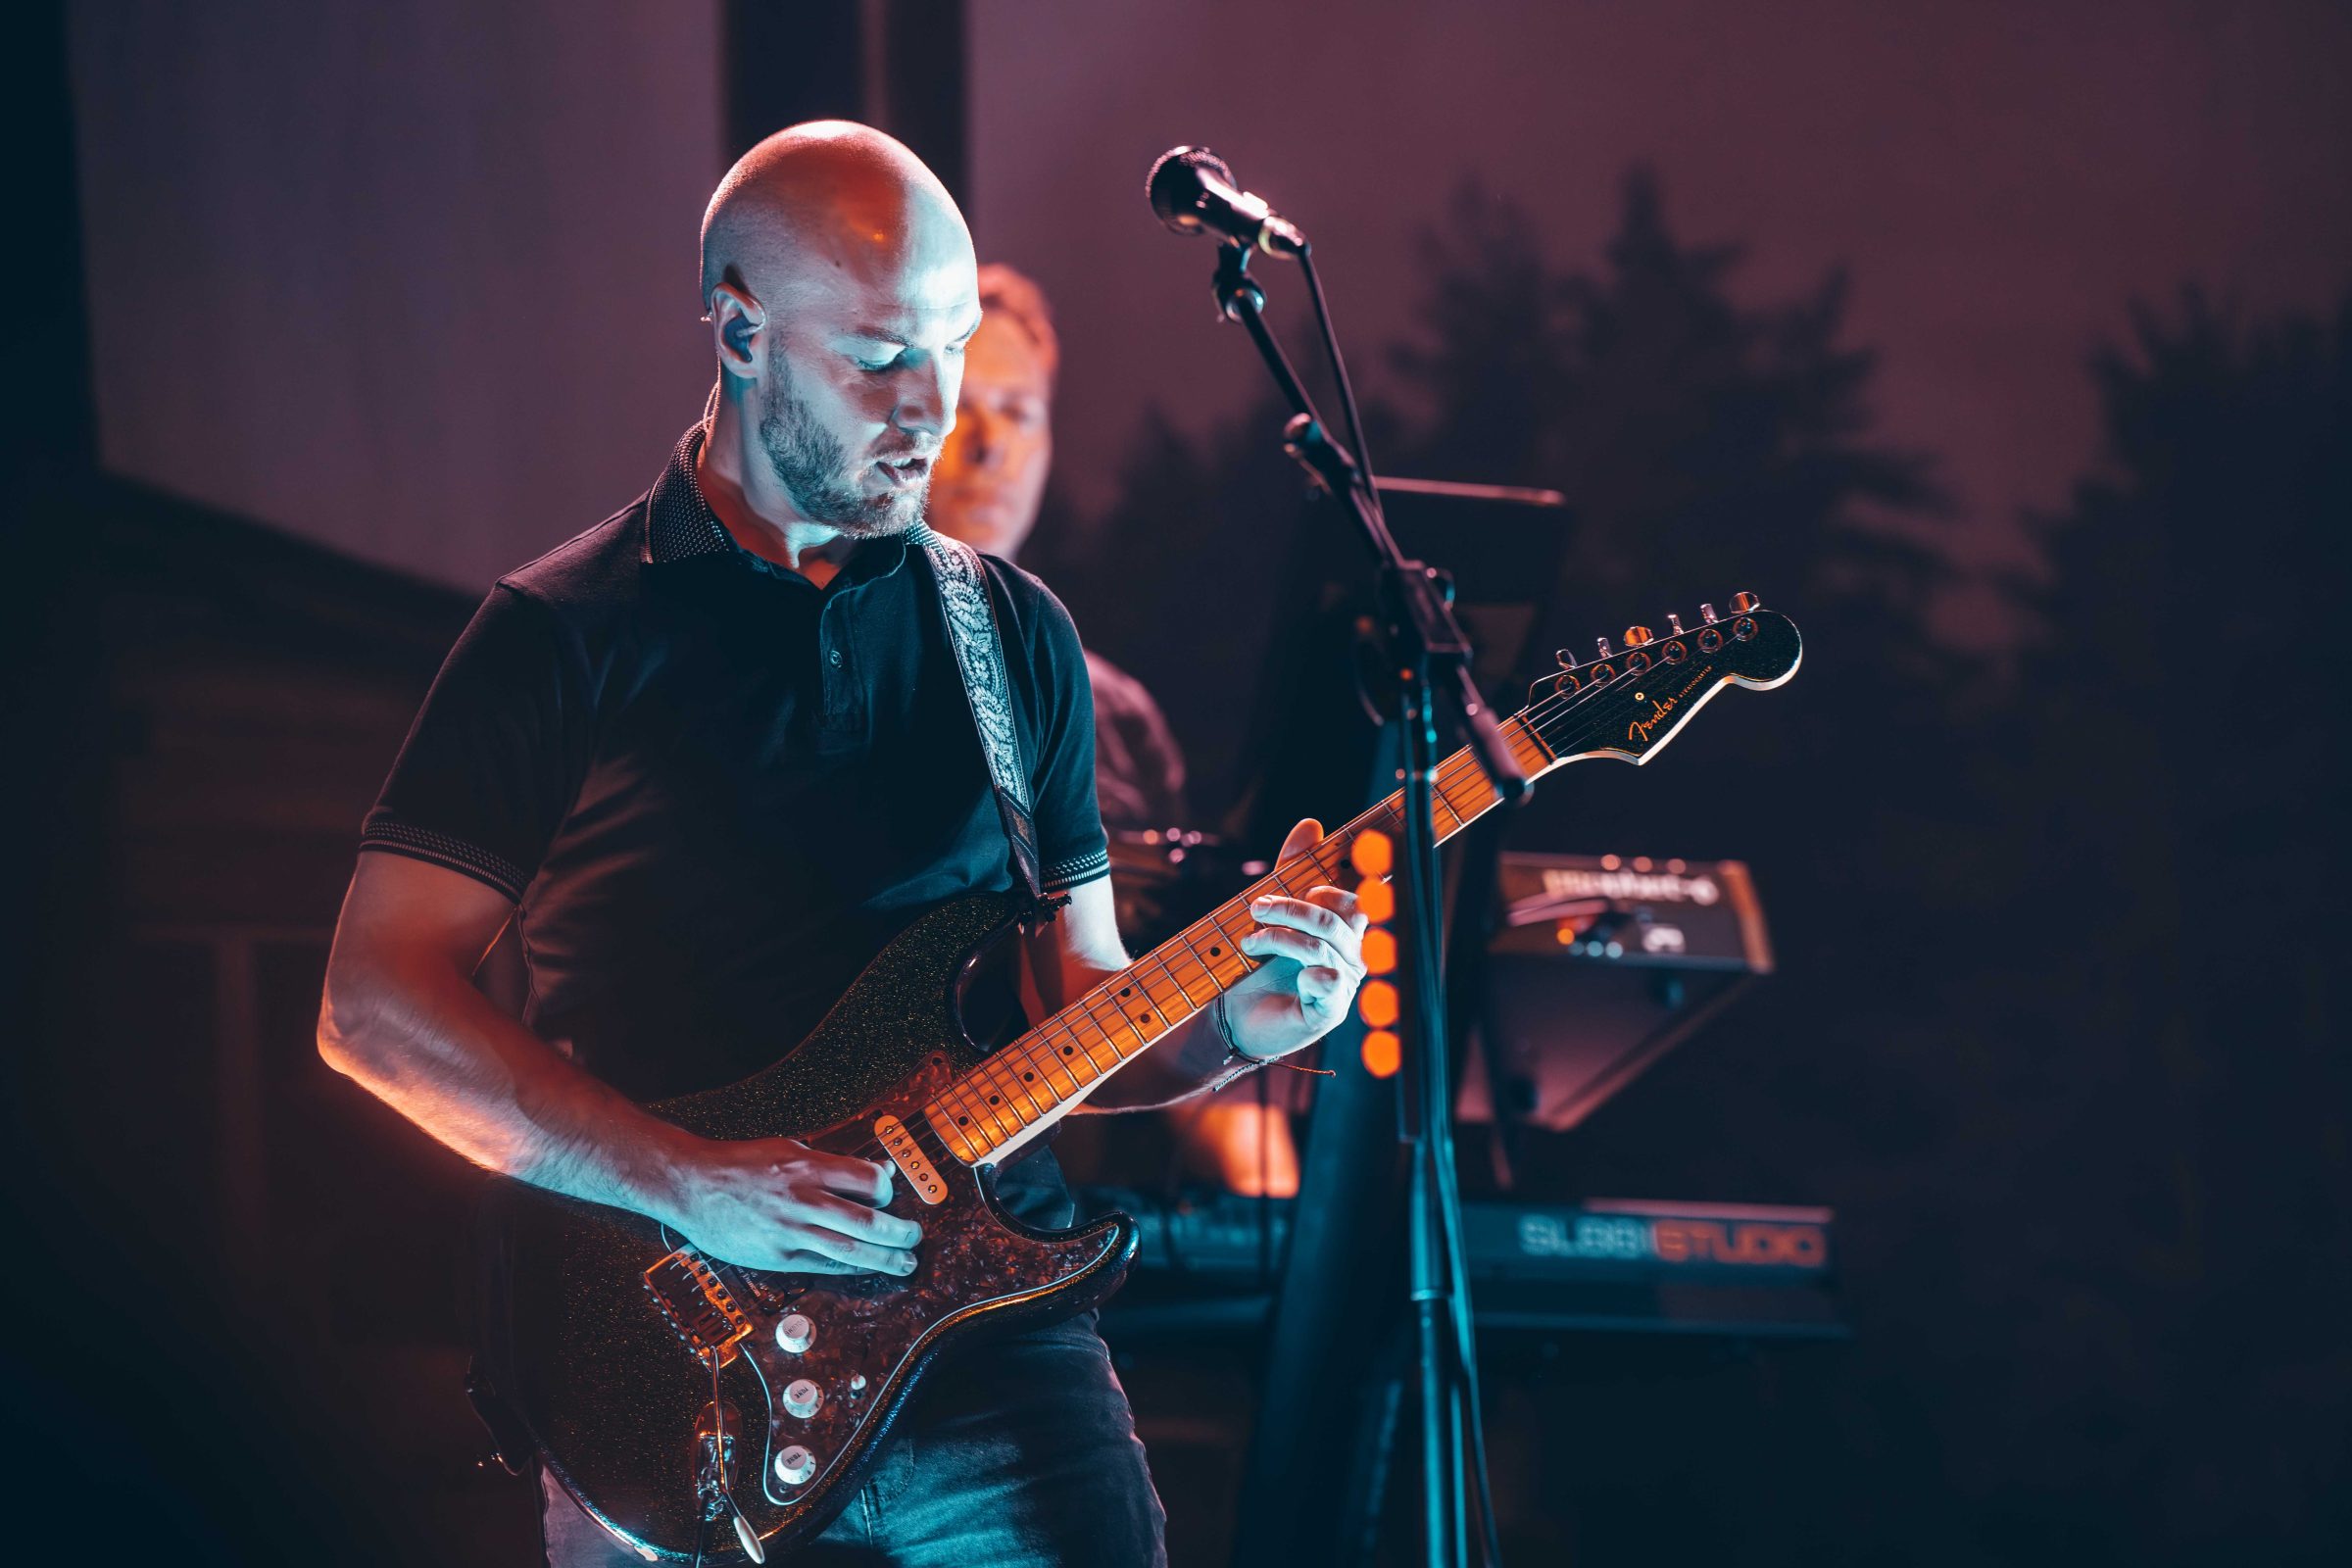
486;892;1139;1561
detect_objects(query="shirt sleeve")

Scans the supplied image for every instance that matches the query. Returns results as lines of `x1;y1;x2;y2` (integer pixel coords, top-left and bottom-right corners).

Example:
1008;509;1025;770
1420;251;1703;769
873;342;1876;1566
1019;578;1112;896
358;583;591;903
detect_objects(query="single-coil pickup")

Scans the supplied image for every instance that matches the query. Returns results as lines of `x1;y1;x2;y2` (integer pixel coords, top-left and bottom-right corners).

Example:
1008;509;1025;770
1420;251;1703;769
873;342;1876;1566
875;1114;948;1206
644;1250;753;1368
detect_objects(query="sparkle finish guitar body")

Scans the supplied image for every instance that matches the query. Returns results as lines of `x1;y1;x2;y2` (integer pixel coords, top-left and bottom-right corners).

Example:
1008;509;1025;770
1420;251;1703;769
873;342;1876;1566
485;890;1137;1561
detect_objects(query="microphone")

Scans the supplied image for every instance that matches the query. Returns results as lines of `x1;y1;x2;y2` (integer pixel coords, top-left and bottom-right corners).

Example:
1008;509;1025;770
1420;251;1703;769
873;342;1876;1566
1146;147;1307;259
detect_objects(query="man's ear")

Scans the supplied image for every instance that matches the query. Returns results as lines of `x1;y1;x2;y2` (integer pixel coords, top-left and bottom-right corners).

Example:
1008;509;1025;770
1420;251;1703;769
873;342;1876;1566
708;280;766;379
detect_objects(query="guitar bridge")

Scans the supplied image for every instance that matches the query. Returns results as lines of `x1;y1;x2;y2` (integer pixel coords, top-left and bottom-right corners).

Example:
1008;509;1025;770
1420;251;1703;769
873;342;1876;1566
644;1250;753;1368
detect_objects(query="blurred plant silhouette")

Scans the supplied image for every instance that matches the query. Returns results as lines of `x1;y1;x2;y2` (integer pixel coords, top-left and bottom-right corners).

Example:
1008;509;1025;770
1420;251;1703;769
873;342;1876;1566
1036;173;2350;1563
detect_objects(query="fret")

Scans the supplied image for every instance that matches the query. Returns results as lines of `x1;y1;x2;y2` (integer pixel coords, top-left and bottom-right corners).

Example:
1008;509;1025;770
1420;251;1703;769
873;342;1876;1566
1134;956;1193;1020
1053;1028;1107;1083
935;1080;985;1140
998;1057;1052;1117
1079;994;1137;1058
1166;930;1221;1004
1034;1029;1086;1098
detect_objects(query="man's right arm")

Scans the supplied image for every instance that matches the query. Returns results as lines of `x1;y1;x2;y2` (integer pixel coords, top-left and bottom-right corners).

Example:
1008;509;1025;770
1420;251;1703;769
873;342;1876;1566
317;852;919;1276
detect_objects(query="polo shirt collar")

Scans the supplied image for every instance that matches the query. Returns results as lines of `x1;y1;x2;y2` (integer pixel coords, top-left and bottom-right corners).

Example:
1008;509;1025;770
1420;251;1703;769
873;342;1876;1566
644;422;931;583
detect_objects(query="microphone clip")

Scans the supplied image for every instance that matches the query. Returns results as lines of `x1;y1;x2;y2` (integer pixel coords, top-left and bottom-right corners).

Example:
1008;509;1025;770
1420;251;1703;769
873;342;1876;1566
1211;241;1266;324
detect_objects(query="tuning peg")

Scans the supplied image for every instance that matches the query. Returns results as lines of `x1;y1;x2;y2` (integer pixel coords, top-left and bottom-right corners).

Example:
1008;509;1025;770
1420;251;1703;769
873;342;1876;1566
1730;590;1760;614
1666;613;1686;636
1698;603;1719;625
1554;647;1578;670
1594;636;1614;660
1622;625;1654;648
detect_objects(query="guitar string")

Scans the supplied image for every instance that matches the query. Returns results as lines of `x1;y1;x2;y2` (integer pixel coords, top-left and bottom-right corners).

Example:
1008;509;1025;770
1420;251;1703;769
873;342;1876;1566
859;634;1751;1169
870;638;1739;1167
710;635;1761;1286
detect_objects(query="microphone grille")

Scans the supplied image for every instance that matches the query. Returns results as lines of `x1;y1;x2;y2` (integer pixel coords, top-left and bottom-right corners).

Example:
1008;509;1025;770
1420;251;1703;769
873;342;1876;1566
1147;145;1236;233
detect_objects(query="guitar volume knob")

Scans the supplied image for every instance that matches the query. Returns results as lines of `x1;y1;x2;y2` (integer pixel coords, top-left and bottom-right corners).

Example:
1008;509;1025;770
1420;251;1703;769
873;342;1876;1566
774;1445;816;1487
775;1313;814;1354
784;1379;822;1419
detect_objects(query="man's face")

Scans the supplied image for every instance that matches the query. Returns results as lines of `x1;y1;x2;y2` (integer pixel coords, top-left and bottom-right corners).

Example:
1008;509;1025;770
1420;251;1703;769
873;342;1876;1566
927;311;1053;559
758;242;980;537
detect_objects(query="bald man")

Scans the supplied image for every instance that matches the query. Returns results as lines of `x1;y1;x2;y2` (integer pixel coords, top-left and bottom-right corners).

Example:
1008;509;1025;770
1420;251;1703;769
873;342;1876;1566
317;123;1365;1566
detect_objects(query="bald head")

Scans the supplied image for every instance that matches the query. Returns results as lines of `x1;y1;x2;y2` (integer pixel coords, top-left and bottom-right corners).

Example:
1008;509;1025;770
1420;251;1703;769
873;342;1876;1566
695;122;981;539
701;122;972;318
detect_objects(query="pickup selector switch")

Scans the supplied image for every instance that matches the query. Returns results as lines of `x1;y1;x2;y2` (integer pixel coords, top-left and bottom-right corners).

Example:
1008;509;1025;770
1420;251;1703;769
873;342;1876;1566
784;1379;823;1419
774;1446;816;1487
775;1313;814;1354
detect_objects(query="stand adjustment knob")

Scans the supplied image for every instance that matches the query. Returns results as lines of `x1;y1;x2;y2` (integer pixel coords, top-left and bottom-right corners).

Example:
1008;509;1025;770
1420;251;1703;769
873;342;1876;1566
774;1446;816;1486
783;1379;822;1419
775;1313;814;1353
1622;625;1654;648
1730;590;1761;613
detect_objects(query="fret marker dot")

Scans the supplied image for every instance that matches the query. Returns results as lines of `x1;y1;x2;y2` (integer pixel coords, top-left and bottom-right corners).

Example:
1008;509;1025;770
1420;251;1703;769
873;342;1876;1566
988;1096;1000;1104
1062;1046;1074;1054
956;1116;968;1126
1023;1072;1034;1081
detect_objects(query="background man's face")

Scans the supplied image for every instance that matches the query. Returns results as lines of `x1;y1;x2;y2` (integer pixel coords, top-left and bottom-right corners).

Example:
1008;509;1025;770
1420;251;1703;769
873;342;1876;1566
928;312;1053;558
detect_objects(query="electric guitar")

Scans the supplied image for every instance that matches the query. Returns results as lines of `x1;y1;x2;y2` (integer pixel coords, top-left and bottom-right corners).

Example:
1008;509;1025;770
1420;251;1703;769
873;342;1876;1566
484;595;1802;1560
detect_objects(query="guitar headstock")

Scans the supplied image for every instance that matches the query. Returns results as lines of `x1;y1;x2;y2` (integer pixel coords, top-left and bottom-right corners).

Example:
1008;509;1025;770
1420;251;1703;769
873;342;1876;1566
1521;592;1802;765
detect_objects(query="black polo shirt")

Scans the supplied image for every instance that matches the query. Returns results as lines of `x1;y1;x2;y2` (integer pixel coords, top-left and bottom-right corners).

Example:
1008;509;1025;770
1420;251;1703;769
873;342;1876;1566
359;426;1109;1221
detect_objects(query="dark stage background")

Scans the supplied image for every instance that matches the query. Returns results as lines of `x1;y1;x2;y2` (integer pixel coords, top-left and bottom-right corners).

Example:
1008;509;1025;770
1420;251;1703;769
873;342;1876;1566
7;2;2348;1564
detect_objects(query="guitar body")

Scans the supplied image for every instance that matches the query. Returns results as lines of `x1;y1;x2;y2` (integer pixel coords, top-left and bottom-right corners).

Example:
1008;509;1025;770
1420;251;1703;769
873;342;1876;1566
483;889;1139;1561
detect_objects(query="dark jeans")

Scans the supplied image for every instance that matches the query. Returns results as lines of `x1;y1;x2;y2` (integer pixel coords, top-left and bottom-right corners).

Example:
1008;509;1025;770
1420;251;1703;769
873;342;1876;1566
539;1314;1167;1567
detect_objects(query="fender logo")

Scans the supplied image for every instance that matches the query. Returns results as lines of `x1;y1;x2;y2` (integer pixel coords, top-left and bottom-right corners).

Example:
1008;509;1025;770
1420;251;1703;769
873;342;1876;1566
1627;668;1713;746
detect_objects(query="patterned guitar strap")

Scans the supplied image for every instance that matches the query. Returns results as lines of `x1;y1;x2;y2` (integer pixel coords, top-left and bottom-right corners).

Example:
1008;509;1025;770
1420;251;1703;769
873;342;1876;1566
919;531;1049;907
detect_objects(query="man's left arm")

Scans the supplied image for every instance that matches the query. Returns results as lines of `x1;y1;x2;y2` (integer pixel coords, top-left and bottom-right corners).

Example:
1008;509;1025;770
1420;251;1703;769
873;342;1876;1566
1022;818;1368;1112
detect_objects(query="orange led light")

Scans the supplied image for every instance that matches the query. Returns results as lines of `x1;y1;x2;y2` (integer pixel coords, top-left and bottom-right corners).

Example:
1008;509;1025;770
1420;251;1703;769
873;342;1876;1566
1360;1029;1400;1078
1356;877;1394;923
1359;979;1399;1028
1361;927;1397;975
1349;829;1394;878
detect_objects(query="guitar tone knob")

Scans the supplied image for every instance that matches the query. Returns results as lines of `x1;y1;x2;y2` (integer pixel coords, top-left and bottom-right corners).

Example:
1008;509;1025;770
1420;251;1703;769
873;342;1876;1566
783;1379;823;1419
1730;590;1761;614
1622;625;1653;648
774;1445;816;1487
775;1313;814;1354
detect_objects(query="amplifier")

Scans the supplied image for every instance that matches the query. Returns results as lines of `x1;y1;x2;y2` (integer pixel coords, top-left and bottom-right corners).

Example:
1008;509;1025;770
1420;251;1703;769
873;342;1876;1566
1461;853;1773;1133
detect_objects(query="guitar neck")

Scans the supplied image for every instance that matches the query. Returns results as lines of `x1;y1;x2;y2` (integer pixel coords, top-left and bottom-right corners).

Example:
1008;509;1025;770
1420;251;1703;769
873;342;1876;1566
926;712;1558;1165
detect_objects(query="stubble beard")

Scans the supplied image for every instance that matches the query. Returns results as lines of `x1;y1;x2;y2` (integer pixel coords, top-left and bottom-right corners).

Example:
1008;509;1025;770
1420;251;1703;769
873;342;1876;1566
758;359;927;538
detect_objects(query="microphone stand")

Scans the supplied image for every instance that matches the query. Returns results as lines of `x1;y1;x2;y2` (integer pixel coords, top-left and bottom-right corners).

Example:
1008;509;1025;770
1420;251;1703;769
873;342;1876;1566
1207;239;1524;1568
